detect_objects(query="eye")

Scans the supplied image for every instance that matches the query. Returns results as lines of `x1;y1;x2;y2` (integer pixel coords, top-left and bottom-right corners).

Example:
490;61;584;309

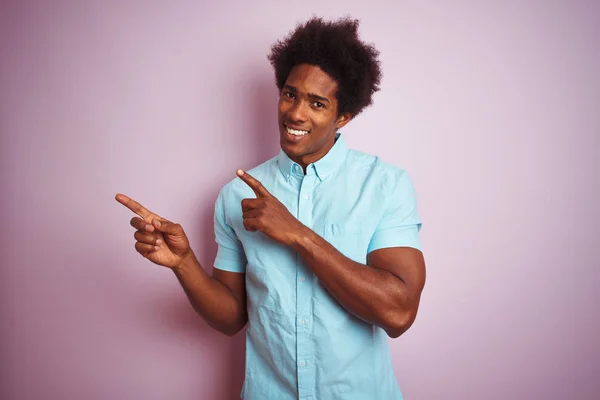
313;101;324;108
283;91;295;99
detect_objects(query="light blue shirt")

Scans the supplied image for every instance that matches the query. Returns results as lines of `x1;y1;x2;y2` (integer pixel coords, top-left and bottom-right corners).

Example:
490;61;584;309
214;133;422;399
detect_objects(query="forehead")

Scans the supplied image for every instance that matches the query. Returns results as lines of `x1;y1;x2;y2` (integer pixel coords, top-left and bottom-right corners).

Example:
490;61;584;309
285;64;338;98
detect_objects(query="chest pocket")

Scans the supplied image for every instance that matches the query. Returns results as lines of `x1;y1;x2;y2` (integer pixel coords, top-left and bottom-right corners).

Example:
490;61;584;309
321;223;371;264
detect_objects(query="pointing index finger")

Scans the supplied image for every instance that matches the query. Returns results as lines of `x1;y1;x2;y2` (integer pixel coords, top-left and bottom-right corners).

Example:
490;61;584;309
237;169;271;198
115;193;154;220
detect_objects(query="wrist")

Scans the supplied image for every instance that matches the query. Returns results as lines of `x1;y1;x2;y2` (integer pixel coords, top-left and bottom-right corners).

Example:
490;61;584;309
173;250;197;274
290;224;313;250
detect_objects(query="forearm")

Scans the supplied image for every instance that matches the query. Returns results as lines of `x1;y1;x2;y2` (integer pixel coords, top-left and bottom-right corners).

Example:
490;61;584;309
292;227;414;337
172;251;247;336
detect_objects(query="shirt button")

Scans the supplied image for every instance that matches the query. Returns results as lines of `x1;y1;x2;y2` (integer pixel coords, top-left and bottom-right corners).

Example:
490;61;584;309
303;194;309;200
299;276;305;282
300;319;306;325
300;361;306;367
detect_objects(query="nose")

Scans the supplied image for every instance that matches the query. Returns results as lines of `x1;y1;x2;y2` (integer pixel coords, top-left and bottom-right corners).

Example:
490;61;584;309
287;100;308;123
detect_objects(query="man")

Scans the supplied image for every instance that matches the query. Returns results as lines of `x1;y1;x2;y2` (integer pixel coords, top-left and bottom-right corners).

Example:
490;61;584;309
116;17;425;399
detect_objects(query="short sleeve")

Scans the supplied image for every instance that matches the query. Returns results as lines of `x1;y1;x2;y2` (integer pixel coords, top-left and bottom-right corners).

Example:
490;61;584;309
213;188;247;273
367;171;423;253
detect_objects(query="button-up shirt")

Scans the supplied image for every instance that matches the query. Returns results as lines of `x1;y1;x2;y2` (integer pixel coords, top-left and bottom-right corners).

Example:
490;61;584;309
214;133;422;399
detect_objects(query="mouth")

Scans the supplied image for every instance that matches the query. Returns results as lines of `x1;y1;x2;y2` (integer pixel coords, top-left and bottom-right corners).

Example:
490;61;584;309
283;123;310;137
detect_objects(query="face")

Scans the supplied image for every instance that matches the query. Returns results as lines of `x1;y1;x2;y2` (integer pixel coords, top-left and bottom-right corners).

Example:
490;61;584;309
278;64;352;169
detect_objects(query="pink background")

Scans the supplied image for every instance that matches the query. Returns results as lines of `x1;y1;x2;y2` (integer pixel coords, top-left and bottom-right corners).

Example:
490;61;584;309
1;1;599;399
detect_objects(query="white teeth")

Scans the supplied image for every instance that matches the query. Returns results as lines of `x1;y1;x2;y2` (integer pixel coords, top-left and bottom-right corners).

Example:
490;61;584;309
286;126;309;136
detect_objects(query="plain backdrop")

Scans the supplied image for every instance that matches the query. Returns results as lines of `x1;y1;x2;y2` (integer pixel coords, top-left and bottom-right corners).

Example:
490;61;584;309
1;1;599;399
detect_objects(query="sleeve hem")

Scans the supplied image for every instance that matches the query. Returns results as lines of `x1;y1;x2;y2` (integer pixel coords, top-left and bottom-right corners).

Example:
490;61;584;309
213;262;246;273
367;226;422;253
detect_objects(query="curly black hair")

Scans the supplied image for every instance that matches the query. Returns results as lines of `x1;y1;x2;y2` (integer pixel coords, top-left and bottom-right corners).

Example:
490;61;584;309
268;16;382;117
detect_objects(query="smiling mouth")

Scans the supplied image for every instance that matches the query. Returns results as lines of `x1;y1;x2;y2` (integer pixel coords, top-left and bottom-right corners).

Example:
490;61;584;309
284;123;310;136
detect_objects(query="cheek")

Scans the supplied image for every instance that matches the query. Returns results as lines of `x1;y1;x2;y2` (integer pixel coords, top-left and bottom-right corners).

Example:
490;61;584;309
277;99;289;115
313;114;335;132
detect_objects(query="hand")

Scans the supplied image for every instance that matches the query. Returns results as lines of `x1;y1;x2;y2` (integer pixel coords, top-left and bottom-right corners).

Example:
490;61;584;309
115;193;191;268
237;169;305;246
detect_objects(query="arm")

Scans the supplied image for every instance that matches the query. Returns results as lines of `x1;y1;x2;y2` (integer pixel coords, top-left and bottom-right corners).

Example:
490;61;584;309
292;230;425;338
172;253;247;336
116;193;247;336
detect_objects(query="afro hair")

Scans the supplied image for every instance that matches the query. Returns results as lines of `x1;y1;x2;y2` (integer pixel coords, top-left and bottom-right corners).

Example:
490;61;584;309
268;16;382;117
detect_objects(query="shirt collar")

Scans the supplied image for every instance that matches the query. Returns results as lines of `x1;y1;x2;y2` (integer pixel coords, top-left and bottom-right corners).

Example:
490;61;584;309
277;132;349;182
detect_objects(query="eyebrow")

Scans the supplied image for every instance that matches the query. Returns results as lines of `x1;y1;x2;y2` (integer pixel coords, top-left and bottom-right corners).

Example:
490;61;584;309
283;84;330;104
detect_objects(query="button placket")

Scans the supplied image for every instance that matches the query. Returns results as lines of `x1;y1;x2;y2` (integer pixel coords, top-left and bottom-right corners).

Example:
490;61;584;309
296;173;316;399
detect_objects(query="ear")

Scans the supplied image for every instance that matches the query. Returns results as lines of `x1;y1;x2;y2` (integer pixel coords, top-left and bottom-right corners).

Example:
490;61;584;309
335;112;353;129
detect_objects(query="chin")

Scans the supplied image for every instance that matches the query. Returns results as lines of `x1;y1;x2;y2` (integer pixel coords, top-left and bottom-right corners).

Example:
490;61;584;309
280;138;301;153
280;137;306;158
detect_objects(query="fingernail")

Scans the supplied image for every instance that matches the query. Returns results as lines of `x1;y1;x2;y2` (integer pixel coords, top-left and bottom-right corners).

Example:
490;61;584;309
236;169;244;176
156;239;162;245
155;220;161;227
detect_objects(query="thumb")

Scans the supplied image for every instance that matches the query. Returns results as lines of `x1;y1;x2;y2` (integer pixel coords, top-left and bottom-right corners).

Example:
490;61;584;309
152;218;182;235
